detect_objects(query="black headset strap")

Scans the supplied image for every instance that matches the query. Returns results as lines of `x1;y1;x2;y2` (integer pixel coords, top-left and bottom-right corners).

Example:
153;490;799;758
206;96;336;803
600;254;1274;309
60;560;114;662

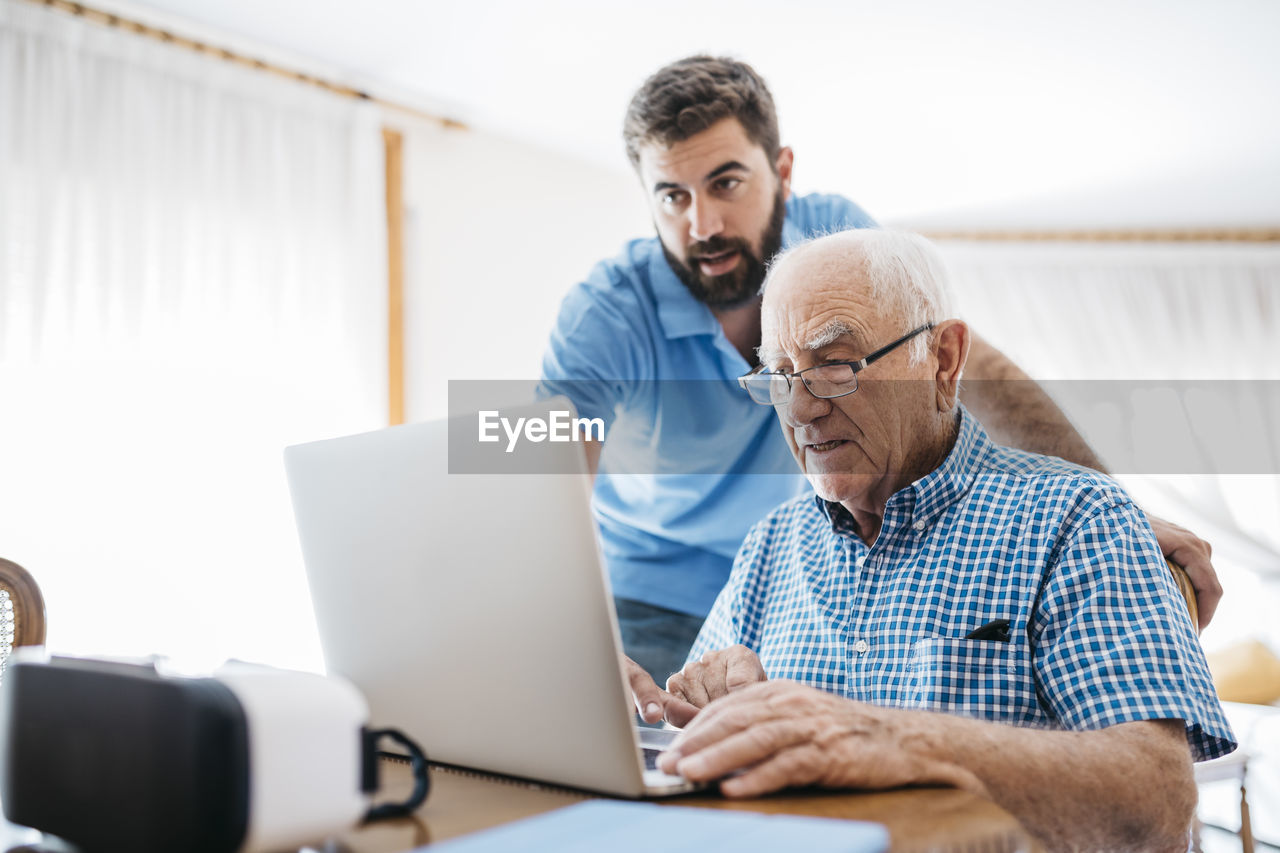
361;727;431;822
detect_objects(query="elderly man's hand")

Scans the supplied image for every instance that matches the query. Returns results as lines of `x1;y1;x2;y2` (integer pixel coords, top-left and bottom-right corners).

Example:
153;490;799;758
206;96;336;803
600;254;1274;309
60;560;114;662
1147;513;1221;630
656;680;930;797
665;645;768;722
624;656;699;726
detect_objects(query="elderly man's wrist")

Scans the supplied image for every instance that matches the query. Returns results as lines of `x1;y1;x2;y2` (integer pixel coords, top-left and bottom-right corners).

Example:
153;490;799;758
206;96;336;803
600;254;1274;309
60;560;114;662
876;708;991;796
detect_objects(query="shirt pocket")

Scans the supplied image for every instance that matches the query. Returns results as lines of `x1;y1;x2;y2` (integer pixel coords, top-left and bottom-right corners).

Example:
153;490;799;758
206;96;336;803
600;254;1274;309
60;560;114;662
907;637;1041;725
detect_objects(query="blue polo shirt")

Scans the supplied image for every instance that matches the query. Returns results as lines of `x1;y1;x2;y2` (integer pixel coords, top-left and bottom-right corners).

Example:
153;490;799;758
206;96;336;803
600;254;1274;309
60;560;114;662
539;193;875;617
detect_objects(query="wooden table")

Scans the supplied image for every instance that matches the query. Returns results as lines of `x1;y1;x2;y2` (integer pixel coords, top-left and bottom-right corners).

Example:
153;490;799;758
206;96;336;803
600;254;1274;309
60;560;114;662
335;759;1035;853
0;759;1035;853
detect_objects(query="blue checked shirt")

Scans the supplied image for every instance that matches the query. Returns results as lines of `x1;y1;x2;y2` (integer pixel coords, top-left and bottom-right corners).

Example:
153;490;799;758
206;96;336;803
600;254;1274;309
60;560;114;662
691;406;1235;761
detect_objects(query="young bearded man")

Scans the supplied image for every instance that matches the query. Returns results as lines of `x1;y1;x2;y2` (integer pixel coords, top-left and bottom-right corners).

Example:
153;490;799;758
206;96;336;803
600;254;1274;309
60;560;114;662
539;56;1221;683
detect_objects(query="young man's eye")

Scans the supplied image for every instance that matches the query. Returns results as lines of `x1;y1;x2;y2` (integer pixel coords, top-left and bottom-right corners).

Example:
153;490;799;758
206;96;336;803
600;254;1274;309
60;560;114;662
714;177;742;192
660;190;686;206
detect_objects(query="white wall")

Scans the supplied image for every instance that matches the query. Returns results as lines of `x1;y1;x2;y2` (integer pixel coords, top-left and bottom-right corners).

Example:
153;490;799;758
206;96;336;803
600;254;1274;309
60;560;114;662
120;0;1280;232
392;117;651;422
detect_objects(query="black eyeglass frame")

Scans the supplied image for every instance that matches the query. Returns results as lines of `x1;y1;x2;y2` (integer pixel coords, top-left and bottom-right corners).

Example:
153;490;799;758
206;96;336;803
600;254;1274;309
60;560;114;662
737;322;935;405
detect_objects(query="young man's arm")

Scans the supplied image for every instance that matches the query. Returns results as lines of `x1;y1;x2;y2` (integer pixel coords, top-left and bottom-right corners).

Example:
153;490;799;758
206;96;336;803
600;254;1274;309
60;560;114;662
960;332;1104;466
960;332;1221;628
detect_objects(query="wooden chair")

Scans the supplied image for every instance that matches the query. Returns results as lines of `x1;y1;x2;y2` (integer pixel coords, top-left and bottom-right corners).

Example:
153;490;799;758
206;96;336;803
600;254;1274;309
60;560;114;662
0;557;46;682
1166;558;1199;632
1167;559;1256;853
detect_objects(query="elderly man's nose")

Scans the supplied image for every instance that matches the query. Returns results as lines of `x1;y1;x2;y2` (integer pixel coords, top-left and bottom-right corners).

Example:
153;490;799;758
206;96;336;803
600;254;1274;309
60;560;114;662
688;197;724;242
781;380;829;426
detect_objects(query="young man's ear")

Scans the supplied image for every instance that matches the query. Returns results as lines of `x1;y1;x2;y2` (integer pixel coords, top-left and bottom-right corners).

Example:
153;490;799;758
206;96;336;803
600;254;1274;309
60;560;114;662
933;320;970;409
775;146;794;199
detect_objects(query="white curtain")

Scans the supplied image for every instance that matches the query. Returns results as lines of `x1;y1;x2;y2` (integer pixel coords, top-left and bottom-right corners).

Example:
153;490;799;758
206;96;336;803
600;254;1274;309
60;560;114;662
0;0;387;670
941;241;1280;650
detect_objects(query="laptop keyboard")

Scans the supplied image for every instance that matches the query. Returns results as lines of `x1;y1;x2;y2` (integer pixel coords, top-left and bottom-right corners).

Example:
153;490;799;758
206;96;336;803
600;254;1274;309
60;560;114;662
642;747;661;771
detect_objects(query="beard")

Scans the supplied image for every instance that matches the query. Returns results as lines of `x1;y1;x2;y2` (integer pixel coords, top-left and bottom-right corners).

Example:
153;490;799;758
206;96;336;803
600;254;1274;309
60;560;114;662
662;190;787;310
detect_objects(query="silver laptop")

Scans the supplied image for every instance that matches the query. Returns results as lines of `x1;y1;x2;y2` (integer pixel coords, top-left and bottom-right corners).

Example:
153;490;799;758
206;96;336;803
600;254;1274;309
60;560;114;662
283;398;696;797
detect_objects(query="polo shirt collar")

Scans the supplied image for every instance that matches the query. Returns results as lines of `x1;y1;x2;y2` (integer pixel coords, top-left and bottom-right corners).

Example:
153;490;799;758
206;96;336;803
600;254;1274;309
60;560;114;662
649;209;807;341
649;245;720;339
811;405;991;533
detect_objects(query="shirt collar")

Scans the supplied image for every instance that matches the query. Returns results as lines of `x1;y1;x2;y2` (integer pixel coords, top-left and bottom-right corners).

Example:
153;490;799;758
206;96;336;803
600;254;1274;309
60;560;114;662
649;244;720;339
907;405;991;529
811;405;992;534
811;492;861;539
649;202;806;341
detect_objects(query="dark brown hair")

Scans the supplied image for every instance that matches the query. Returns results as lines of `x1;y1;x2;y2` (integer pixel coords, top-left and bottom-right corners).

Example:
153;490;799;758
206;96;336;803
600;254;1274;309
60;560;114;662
622;56;781;169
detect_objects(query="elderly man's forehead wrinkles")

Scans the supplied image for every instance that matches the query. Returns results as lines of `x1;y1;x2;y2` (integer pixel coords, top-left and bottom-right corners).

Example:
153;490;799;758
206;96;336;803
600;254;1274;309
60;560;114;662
761;246;881;366
760;314;873;369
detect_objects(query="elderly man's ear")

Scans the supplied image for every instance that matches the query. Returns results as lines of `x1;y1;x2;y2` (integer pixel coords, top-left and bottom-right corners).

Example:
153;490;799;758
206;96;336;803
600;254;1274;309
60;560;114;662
932;320;970;410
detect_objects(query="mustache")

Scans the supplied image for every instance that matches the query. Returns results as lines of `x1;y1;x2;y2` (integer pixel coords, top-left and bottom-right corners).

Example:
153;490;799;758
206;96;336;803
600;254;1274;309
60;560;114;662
686;235;751;261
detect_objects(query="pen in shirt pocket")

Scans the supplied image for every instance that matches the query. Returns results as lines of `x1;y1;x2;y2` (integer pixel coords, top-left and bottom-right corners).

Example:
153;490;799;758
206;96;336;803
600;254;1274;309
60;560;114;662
964;618;1012;642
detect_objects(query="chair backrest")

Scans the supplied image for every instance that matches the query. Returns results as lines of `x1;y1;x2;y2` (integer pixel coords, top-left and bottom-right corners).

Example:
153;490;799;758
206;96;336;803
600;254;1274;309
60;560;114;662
1165;559;1199;633
1;558;47;679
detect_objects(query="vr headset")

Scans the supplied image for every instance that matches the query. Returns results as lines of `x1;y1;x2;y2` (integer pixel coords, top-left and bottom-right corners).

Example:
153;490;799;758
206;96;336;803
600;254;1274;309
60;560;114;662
0;654;428;853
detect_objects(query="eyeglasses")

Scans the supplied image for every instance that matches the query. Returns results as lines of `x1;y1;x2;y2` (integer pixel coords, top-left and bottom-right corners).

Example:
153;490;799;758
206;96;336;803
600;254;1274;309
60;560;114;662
737;323;934;407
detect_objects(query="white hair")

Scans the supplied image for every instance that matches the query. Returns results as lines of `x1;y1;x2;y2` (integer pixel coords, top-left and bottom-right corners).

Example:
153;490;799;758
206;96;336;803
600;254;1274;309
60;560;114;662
762;229;956;365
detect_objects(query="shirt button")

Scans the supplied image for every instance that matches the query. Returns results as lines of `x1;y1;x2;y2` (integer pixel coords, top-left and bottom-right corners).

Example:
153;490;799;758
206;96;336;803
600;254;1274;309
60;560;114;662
913;520;927;532
854;639;869;654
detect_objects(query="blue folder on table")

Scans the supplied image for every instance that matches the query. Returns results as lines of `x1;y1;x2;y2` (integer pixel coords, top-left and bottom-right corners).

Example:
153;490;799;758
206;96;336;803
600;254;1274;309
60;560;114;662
427;800;890;852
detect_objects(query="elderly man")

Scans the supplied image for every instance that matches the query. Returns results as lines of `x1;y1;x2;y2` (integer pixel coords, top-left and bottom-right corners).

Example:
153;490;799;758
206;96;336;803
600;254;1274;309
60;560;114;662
627;229;1234;851
540;55;1220;684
